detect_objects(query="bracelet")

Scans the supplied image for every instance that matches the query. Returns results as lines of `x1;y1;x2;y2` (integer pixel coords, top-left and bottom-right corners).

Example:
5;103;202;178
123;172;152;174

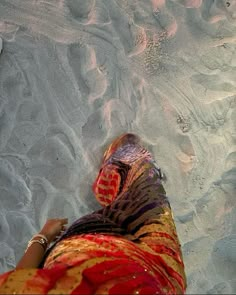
25;240;47;253
25;234;49;253
32;234;49;244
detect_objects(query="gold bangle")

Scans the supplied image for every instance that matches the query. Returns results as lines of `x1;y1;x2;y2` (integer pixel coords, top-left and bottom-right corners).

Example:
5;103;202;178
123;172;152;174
25;238;48;253
32;234;49;244
29;235;48;248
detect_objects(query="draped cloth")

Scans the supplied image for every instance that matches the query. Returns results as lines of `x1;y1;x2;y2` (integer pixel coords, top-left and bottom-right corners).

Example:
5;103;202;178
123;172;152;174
0;134;187;294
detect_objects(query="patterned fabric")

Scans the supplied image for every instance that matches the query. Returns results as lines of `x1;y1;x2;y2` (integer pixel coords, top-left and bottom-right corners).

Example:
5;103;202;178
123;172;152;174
0;134;187;294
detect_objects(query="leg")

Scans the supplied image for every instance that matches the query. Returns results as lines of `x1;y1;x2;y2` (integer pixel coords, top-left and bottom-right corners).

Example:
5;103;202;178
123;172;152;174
41;134;186;293
92;134;187;293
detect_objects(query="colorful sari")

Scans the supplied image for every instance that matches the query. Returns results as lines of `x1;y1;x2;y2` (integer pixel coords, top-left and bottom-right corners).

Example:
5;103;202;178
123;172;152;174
0;134;186;294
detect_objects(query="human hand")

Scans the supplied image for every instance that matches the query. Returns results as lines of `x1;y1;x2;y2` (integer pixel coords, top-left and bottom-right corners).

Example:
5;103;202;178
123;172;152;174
39;218;68;244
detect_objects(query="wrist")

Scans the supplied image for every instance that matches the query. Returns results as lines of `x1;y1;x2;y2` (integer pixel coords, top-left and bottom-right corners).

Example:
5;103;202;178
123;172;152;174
25;234;48;253
38;231;52;244
25;240;46;253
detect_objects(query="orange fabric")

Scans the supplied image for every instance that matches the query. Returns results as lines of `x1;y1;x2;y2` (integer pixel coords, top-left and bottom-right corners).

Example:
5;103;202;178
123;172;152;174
0;134;186;294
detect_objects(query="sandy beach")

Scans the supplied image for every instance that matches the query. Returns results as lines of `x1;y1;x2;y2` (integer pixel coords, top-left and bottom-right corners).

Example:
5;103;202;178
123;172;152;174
0;0;235;293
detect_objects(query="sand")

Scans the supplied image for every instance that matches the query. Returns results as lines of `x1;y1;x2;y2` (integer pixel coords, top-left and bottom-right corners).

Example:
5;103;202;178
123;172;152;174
0;0;235;293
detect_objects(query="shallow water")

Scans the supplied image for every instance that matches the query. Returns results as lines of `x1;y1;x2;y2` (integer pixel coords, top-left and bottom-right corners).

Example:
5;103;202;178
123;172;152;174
0;0;235;293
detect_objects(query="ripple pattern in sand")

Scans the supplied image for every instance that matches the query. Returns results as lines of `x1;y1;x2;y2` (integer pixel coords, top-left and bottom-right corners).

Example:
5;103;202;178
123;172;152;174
0;0;235;293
